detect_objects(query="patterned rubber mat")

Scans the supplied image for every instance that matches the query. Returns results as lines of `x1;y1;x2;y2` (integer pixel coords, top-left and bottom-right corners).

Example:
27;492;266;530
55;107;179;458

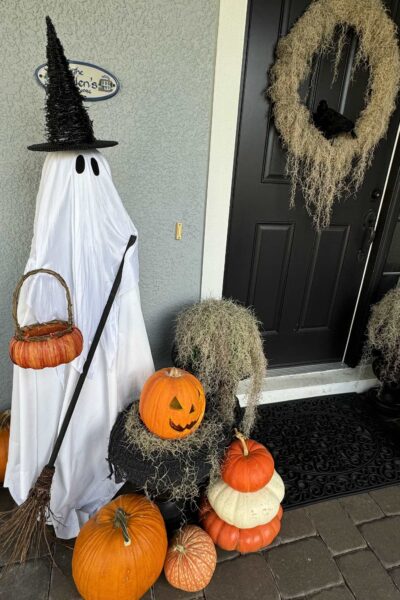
253;393;400;509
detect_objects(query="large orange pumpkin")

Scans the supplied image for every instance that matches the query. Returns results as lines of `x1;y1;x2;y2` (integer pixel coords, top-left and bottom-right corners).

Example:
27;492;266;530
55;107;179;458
0;410;10;483
164;525;216;592
139;367;206;439
201;500;283;553
72;494;167;600
221;430;275;492
9;269;83;369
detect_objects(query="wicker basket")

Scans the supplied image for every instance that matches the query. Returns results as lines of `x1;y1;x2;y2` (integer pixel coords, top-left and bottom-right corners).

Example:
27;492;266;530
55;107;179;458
9;268;83;369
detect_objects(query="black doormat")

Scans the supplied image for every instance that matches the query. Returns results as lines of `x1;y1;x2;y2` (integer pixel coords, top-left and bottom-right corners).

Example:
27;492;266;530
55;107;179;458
253;393;400;509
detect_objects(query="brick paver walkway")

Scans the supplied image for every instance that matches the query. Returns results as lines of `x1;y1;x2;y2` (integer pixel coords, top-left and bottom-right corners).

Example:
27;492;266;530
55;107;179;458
1;485;400;599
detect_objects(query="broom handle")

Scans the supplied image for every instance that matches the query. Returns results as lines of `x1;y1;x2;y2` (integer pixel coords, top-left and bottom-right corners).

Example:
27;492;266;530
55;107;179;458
47;235;137;468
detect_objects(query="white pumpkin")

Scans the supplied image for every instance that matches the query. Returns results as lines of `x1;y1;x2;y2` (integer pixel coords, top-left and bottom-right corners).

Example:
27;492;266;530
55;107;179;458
207;470;285;529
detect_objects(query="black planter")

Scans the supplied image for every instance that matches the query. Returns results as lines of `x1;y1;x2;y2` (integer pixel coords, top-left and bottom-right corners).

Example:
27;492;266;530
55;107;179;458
154;496;201;535
108;399;240;532
114;483;201;535
371;355;400;420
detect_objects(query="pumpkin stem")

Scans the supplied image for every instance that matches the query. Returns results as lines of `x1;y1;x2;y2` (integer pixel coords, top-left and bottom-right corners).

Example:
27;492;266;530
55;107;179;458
0;410;11;431
113;508;131;547
168;367;183;378
173;543;186;554
234;429;249;456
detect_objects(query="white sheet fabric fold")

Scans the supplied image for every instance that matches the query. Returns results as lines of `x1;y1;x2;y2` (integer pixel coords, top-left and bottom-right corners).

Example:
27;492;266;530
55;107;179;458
5;150;154;538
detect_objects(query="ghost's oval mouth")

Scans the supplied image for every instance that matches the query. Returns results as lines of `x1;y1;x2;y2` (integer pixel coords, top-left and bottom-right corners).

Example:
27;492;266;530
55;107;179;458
169;418;198;432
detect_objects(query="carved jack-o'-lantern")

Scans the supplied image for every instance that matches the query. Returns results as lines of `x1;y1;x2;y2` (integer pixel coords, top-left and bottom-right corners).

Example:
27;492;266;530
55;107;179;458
139;367;206;440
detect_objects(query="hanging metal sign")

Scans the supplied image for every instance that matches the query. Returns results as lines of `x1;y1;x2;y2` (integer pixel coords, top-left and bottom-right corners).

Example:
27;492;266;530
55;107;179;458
35;60;120;101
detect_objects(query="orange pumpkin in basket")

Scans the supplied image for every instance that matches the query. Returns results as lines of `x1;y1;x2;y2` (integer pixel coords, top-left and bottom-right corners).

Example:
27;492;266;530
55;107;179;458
164;525;216;592
139;367;206;439
9;269;83;369
201;500;283;553
72;494;167;600
221;430;275;492
0;411;10;483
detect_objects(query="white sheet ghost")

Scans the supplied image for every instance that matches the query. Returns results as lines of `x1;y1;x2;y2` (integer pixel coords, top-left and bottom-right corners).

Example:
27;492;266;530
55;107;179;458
5;150;154;538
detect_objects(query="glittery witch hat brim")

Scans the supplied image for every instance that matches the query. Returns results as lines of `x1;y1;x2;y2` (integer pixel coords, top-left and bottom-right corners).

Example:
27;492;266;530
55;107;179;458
28;140;118;151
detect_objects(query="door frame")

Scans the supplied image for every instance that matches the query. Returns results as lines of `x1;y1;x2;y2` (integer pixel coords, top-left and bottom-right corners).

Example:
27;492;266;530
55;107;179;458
200;0;249;299
201;0;400;367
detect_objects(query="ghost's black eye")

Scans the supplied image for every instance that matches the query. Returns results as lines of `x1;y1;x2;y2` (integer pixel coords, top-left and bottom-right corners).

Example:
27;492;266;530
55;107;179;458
75;155;85;174
91;157;100;176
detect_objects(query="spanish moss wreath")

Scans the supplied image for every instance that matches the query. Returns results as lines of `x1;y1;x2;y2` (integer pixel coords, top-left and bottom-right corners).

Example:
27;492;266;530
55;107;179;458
269;0;400;229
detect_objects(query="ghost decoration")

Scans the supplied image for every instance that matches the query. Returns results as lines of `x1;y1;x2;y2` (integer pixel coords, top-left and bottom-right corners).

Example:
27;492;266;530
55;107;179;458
4;17;154;539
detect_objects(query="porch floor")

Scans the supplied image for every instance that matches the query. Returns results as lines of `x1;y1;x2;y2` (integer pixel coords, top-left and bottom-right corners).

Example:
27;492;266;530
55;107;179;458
1;485;400;599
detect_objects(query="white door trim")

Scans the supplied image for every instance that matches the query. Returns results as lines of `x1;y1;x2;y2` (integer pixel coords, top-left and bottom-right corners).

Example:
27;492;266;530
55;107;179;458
200;0;248;299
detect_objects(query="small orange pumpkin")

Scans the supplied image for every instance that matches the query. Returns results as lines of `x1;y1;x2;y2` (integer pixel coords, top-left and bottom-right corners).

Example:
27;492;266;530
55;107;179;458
0;410;10;483
164;525;217;592
9;269;83;370
201;500;283;553
72;494;167;600
139;367;206;439
221;430;275;492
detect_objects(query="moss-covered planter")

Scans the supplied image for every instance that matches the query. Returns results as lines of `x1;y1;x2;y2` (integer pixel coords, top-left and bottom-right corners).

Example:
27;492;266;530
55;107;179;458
372;354;400;420
108;400;241;503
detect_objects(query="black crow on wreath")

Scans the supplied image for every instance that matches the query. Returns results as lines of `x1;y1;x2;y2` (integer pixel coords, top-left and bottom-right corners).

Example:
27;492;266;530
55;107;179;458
313;99;357;140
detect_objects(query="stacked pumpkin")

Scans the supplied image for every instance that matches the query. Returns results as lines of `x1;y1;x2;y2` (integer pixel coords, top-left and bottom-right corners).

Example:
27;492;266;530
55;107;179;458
201;431;285;553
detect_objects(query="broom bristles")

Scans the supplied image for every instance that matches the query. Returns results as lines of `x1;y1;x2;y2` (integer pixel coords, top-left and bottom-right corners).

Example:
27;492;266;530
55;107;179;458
0;465;55;569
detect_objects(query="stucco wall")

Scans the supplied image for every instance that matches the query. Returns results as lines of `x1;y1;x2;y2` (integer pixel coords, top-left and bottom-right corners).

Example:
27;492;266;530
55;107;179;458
0;0;219;409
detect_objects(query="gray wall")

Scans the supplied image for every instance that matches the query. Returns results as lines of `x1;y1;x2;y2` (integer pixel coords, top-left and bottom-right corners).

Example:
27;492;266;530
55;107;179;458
0;0;219;409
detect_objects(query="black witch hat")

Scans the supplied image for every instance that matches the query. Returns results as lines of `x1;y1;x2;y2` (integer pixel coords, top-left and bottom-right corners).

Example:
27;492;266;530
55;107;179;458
28;16;117;151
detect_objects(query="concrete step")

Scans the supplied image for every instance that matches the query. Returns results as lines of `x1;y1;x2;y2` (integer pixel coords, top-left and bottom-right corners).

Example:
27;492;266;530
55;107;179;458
237;364;377;406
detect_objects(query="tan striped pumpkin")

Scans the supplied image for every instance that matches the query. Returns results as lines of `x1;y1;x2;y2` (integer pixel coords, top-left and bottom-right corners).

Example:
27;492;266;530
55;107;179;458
164;525;216;592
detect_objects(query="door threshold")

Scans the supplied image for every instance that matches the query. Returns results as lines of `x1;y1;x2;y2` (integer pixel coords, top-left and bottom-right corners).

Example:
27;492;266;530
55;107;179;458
237;363;378;406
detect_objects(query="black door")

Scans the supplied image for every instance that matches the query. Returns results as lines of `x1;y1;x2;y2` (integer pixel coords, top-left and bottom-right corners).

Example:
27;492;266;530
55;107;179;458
223;0;400;368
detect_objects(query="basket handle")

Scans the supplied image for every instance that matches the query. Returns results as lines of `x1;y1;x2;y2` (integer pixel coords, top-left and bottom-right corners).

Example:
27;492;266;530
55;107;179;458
12;268;74;336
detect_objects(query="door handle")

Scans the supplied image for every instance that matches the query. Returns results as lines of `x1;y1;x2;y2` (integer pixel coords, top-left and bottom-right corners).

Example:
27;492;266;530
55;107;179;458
357;209;377;262
357;226;375;261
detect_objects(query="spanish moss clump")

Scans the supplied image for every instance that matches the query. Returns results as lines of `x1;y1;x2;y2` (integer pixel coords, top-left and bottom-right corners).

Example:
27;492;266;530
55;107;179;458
364;288;400;383
108;402;231;504
174;299;266;436
269;0;400;230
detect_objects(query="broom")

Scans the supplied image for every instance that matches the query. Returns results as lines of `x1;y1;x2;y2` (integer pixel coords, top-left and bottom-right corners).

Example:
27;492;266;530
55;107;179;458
0;235;136;566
